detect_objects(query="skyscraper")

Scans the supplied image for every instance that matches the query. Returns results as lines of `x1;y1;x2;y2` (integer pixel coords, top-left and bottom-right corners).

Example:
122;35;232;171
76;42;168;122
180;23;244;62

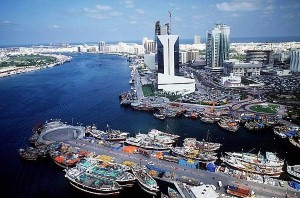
206;23;230;73
194;35;201;44
157;35;179;76
156;34;195;92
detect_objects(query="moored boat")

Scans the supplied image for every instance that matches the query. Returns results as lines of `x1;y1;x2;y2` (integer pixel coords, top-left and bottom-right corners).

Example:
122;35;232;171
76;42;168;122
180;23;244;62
131;165;159;196
220;151;284;177
76;158;136;187
287;164;300;183
65;167;122;196
168;186;181;198
218;119;239;132
18;148;38;160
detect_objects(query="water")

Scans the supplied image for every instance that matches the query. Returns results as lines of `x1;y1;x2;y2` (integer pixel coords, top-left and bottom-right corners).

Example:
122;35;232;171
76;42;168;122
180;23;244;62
0;53;299;197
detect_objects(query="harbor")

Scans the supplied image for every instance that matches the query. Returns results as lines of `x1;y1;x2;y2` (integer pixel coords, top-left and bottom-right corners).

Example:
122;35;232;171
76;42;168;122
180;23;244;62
1;53;300;197
18;119;300;197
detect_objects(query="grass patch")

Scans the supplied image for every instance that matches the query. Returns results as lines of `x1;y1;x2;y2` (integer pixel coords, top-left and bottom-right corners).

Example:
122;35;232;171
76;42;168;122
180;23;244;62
249;104;279;114
142;85;154;96
0;54;57;67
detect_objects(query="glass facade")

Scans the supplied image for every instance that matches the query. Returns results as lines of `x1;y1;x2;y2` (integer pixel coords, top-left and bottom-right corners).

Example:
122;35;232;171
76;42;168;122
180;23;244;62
206;24;230;69
157;38;164;74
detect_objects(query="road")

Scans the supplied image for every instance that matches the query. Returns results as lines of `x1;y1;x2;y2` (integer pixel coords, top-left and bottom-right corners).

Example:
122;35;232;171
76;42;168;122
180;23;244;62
64;139;300;198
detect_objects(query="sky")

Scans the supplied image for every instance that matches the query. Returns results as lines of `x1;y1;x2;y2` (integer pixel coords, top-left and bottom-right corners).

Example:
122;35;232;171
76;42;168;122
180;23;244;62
0;0;300;45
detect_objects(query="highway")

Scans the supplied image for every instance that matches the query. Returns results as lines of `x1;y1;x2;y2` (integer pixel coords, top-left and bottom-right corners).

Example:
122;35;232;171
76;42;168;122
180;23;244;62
65;139;300;198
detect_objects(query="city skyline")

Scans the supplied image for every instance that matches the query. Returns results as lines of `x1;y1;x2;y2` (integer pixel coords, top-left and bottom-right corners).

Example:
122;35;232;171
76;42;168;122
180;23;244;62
1;0;300;45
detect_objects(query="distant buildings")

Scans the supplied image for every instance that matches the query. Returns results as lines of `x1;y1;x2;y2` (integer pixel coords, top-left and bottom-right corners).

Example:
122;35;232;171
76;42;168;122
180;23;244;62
290;50;300;72
245;50;273;65
223;60;262;77
206;23;230;73
142;37;156;54
98;41;106;53
194;35;201;44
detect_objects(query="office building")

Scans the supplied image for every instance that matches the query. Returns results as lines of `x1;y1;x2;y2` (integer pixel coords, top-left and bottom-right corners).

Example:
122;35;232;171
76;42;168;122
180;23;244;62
245;50;273;65
223;60;262;76
194;35;201;44
290;50;300;72
157;34;195;93
206;23;230;73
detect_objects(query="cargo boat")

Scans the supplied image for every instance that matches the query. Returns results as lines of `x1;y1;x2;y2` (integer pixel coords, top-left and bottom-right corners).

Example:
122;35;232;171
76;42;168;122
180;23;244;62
65;167;122;196
221;151;284;177
76;158;136;187
131;165;159;196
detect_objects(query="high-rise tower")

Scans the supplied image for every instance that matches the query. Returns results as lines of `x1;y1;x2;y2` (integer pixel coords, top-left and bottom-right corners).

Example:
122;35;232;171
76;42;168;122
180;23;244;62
206;23;230;73
155;13;195;93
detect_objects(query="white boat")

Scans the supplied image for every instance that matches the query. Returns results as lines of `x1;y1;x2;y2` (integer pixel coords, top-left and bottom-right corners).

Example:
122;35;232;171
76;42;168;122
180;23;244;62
221;151;284;177
131;165;159;196
287;164;300;183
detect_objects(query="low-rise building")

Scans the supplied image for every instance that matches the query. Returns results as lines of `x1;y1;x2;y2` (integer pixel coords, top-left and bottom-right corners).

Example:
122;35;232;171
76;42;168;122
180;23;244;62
221;73;243;87
223;60;262;76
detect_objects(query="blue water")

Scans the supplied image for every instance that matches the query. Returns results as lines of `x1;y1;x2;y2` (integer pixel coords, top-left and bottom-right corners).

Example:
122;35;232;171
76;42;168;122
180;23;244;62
0;53;299;197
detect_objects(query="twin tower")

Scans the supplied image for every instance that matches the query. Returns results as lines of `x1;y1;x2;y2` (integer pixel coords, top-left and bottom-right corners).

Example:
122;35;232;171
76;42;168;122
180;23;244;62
155;21;195;93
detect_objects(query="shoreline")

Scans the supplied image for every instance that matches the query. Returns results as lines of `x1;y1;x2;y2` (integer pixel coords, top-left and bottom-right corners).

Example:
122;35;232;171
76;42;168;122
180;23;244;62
0;54;72;78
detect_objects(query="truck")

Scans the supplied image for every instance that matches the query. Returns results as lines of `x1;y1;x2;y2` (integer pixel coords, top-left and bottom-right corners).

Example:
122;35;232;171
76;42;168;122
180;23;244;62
226;184;251;198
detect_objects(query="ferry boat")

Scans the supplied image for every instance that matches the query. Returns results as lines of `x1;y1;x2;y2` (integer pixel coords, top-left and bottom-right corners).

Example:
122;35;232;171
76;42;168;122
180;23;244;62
131;165;159;196
65;167;122;196
76;158;136;187
86;124;129;141
287;164;300;183
220;151;284;177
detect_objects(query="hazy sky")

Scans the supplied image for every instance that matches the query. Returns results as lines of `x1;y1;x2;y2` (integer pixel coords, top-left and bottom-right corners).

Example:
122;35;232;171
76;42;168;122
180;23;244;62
0;0;300;45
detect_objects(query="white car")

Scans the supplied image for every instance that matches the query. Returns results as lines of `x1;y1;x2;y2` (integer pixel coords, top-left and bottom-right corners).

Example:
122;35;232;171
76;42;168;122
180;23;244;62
147;161;154;166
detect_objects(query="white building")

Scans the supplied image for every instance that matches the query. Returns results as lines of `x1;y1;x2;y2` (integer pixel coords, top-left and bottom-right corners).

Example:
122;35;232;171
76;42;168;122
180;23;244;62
290;50;300;72
157;35;195;93
189;185;219;198
221;73;243;87
223;60;262;76
206;23;230;73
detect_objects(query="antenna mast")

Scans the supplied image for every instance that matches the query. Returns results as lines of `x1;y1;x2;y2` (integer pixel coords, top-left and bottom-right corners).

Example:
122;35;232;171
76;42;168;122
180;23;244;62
168;10;172;34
